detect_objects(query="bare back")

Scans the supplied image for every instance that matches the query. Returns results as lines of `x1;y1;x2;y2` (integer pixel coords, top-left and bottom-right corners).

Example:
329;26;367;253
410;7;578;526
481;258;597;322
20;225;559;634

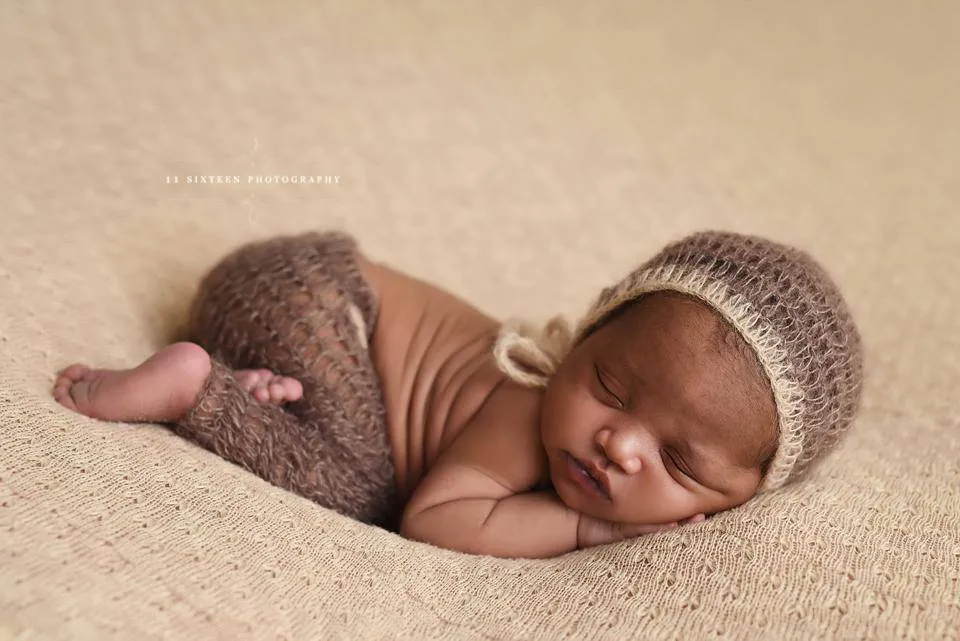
357;255;545;502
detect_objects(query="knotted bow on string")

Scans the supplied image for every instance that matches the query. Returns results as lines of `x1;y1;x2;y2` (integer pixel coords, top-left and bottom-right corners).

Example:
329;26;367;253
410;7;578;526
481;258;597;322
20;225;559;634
492;314;576;388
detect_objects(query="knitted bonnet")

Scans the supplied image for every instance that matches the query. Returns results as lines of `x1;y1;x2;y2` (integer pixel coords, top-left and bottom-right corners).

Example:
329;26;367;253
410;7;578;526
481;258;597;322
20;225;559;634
493;230;865;492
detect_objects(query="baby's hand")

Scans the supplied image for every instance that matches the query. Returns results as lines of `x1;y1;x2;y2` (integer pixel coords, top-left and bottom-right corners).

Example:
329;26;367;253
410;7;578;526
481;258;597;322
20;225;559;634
576;513;706;550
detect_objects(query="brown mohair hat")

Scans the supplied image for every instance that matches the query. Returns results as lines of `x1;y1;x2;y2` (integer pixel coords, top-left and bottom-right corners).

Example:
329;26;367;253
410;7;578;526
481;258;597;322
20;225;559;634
493;230;865;492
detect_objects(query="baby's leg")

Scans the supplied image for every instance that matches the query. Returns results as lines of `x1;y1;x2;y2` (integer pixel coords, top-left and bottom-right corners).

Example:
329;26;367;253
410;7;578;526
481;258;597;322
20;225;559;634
53;231;397;528
175;231;397;527
173;354;395;525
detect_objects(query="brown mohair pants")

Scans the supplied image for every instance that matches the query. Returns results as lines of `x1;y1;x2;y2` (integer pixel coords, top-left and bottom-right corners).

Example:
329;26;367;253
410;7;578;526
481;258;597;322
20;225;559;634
173;230;400;531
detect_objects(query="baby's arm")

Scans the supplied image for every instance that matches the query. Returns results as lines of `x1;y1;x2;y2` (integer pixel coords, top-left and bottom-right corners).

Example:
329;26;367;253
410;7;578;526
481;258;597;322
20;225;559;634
400;383;580;558
402;474;579;558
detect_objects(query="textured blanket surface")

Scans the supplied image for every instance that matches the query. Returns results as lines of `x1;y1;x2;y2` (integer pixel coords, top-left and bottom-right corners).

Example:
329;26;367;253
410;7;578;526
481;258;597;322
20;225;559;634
1;2;958;639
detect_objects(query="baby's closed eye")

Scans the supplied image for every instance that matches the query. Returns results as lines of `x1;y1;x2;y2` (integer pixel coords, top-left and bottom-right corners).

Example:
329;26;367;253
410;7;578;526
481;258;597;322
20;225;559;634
594;365;625;409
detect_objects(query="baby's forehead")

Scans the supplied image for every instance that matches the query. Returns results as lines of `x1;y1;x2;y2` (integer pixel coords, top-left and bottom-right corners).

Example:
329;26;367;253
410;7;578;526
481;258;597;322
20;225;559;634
599;295;732;356
612;294;758;361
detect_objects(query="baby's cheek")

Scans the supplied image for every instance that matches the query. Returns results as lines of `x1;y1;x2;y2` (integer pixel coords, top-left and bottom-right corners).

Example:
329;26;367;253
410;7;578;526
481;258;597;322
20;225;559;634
546;401;585;444
540;381;570;431
617;484;695;524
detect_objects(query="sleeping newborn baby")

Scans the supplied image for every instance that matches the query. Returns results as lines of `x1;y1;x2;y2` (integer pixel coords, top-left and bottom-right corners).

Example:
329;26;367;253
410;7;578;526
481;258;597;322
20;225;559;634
52;230;864;558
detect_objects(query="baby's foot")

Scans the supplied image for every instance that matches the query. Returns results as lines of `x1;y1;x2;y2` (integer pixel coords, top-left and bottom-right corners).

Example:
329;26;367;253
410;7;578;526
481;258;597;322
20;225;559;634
52;342;212;423
233;368;303;404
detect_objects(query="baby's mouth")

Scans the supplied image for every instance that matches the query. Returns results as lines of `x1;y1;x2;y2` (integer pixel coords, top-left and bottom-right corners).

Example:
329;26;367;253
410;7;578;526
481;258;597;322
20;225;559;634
582;463;601;486
565;452;612;501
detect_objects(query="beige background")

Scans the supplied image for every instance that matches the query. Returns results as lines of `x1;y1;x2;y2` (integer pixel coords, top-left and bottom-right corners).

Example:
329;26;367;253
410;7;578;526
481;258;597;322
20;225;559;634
1;1;958;639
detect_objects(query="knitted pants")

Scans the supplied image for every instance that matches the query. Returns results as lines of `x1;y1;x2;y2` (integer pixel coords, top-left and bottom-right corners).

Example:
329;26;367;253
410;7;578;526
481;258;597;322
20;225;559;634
173;231;400;530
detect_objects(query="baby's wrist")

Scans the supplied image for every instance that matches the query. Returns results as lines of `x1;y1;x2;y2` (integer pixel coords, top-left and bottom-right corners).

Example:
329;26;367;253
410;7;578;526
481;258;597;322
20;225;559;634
575;512;616;549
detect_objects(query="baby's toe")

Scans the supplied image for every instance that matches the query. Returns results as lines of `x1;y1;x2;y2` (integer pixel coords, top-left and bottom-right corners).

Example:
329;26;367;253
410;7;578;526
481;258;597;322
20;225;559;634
52;365;90;405
280;377;303;401
235;371;257;391
252;385;271;403
53;382;78;410
268;382;286;403
57;363;91;382
235;369;269;391
53;379;70;399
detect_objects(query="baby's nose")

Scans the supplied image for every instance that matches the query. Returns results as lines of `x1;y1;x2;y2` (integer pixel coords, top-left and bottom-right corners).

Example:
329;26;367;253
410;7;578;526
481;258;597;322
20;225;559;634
597;427;645;475
617;456;642;475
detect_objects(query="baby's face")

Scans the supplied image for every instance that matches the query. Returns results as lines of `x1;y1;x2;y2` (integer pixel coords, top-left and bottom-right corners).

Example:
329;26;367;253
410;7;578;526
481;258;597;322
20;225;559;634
540;291;777;526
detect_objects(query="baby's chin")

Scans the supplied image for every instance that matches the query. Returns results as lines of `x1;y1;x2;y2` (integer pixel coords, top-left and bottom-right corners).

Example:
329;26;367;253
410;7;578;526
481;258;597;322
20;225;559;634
547;466;587;512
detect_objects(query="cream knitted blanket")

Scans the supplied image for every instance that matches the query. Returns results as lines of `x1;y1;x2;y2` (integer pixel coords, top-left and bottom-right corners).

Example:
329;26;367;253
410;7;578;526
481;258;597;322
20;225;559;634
1;2;958;639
